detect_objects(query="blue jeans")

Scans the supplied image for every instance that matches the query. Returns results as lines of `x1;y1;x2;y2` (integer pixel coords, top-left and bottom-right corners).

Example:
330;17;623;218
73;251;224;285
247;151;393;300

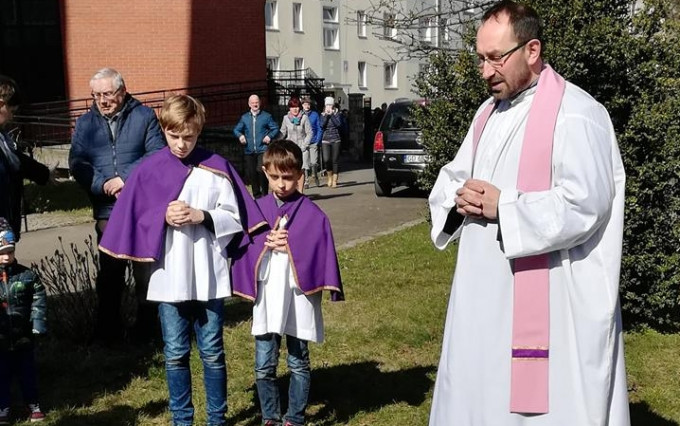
254;333;310;426
159;300;227;426
0;349;39;408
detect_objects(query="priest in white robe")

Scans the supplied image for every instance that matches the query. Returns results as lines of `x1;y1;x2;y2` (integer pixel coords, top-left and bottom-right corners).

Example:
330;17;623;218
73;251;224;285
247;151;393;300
428;2;630;425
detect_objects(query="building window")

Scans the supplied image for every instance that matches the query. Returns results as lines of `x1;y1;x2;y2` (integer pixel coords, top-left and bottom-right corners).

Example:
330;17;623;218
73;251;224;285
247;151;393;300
357;11;367;38
441;17;451;45
384;62;397;88
323;6;338;23
323;27;339;50
265;1;278;30
358;61;367;88
419;63;429;77
293;3;303;32
294;57;305;80
266;57;280;74
419;17;434;44
383;12;396;39
323;6;339;50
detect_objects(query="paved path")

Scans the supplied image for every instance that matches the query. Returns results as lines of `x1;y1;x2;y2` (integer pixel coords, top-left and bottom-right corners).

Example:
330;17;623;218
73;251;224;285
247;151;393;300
18;163;429;265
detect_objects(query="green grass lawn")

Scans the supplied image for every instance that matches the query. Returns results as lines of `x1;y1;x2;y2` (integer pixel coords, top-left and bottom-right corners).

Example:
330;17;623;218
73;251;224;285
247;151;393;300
12;223;680;425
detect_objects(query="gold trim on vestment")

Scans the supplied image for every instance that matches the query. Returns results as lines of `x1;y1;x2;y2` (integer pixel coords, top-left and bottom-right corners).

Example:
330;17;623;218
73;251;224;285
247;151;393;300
97;245;155;262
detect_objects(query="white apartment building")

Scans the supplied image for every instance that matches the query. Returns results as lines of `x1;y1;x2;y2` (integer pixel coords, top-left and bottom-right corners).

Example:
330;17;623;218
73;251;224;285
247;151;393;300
265;0;475;110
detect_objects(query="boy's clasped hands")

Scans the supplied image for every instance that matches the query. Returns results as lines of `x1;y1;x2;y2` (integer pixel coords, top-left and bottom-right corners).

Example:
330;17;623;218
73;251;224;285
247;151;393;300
265;228;288;252
165;200;205;227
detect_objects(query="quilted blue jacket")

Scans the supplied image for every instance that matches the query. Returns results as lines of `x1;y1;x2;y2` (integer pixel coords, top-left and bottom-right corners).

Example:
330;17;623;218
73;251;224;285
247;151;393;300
69;95;166;219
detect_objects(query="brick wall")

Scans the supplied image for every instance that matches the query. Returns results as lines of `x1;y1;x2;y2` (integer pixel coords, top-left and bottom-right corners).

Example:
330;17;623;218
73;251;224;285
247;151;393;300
60;1;266;98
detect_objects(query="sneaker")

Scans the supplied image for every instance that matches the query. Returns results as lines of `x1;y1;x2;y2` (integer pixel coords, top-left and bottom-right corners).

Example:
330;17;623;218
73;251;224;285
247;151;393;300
0;407;9;425
28;403;46;422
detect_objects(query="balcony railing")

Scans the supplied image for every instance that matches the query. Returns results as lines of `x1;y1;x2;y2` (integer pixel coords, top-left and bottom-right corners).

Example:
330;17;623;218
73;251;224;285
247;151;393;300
267;68;325;105
12;80;269;149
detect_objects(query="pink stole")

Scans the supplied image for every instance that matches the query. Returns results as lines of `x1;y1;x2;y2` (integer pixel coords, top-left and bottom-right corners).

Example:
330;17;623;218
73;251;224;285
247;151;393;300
472;65;565;414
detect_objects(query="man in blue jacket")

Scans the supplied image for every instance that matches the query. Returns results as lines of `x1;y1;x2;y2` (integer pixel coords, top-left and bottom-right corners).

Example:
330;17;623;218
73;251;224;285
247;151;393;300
233;94;279;198
301;96;323;187
69;68;166;344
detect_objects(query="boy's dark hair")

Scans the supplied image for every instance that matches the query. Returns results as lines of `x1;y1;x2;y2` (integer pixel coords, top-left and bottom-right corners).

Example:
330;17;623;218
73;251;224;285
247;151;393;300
0;75;22;107
263;140;303;172
482;1;543;55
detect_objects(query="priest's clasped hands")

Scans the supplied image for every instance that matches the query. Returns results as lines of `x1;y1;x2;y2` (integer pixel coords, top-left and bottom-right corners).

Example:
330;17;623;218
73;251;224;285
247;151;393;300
165;200;205;227
455;179;501;220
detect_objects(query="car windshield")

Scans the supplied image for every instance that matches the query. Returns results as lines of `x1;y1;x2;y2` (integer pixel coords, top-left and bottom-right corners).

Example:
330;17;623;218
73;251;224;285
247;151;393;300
381;103;419;131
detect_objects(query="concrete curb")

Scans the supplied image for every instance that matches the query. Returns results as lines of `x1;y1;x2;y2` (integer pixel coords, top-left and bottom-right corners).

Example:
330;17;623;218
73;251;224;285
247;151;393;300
338;217;426;250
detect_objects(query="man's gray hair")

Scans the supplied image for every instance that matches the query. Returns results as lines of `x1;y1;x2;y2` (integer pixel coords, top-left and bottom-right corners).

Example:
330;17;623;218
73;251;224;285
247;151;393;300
90;67;125;91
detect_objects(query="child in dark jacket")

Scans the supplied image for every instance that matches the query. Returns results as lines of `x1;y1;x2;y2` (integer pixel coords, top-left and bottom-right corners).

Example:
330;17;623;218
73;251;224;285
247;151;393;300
0;218;47;424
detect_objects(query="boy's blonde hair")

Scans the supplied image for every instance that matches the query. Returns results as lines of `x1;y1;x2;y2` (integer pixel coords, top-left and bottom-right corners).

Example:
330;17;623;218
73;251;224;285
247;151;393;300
263;140;303;173
159;94;206;133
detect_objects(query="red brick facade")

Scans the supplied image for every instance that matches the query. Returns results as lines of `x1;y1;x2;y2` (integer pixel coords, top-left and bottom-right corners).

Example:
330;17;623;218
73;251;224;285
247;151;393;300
59;1;266;98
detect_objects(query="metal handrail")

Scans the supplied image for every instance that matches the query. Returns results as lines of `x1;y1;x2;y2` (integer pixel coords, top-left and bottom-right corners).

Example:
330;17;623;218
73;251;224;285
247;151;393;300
13;80;270;147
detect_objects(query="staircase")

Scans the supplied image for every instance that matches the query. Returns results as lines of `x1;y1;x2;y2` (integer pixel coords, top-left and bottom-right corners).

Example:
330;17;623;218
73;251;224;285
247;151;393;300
267;67;326;107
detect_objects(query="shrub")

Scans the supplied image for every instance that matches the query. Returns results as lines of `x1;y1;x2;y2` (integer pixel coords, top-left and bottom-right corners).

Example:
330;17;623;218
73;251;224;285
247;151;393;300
32;236;136;343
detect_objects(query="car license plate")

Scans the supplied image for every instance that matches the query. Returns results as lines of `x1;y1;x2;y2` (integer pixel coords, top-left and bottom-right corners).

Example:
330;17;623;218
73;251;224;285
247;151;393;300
403;154;425;164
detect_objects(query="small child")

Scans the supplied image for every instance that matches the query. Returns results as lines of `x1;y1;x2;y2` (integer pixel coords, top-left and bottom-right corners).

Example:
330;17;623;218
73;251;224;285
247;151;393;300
231;140;344;426
99;95;264;426
0;218;47;424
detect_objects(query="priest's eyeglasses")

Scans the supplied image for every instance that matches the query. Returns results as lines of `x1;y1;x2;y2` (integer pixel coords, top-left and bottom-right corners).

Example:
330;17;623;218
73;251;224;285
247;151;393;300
477;40;530;69
91;87;121;101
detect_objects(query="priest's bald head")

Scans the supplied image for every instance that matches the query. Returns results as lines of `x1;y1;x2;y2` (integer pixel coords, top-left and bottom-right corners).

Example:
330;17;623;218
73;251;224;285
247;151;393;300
476;1;544;100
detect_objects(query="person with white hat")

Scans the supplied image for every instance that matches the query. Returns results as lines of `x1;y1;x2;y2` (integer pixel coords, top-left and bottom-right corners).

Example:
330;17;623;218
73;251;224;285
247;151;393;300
320;97;344;187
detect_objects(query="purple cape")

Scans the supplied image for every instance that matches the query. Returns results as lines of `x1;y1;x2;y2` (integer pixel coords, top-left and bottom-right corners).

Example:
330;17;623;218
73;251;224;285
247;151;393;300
230;192;344;302
99;146;266;261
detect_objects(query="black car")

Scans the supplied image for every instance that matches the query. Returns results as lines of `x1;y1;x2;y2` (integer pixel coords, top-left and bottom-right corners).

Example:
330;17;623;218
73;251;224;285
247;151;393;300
373;99;428;196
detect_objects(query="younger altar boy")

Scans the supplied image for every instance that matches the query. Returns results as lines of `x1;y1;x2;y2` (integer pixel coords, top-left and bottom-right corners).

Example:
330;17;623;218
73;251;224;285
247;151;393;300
231;139;344;426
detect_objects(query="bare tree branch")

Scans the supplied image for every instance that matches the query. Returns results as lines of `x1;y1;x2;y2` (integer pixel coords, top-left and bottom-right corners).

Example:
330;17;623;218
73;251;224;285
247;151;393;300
344;0;496;60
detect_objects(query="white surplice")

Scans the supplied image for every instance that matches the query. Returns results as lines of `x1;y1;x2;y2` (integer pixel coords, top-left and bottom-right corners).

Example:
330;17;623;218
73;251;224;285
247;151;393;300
147;167;242;303
428;83;630;426
251;216;324;343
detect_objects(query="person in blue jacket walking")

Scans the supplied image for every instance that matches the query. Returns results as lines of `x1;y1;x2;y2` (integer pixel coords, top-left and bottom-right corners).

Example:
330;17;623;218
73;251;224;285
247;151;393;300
233;94;279;198
301;96;322;187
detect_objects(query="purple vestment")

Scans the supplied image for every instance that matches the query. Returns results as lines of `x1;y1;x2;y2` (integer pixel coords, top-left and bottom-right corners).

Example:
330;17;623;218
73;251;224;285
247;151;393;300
230;192;344;302
99;146;266;261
